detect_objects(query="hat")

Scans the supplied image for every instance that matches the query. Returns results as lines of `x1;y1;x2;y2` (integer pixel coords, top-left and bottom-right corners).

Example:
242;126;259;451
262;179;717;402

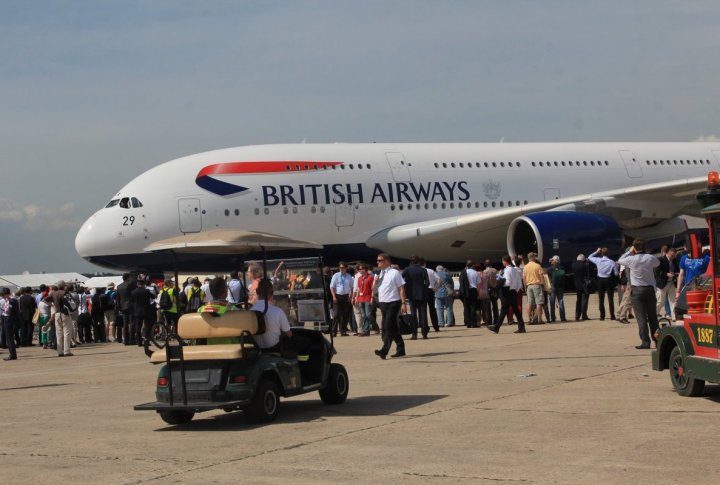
550;255;560;263
436;265;445;272
107;282;115;288
577;254;586;261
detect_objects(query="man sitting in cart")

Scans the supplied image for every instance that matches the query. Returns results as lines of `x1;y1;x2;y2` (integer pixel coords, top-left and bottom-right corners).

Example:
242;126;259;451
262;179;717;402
251;279;292;352
198;277;235;317
199;276;293;352
198;277;242;345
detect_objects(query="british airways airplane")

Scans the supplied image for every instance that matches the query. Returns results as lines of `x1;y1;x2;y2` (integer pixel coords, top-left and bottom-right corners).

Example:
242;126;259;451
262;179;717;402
75;142;716;271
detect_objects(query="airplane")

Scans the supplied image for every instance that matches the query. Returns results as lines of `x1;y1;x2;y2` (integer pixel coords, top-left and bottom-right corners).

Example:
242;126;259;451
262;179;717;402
75;142;718;272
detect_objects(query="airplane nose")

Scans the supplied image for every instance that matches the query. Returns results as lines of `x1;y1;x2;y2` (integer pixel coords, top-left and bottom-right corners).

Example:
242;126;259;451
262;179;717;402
75;215;96;258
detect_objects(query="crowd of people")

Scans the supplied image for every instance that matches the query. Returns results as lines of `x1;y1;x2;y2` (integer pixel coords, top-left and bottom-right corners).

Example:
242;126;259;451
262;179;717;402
0;239;710;361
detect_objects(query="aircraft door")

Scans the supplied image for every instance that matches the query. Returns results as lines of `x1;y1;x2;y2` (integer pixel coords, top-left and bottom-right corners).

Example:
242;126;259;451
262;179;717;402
385;152;411;182
335;198;355;228
619;150;642;178
178;198;202;233
711;150;720;167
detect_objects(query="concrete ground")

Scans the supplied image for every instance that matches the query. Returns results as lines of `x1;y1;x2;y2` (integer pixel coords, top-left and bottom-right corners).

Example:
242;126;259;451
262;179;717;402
1;296;717;484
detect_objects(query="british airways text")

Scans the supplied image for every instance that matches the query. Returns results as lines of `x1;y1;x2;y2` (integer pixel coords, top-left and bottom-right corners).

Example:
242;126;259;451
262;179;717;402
262;181;470;206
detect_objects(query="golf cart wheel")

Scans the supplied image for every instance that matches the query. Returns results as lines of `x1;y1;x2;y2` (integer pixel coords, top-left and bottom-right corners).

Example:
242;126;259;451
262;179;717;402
150;322;168;349
159;410;194;425
669;346;705;397
245;379;280;423
320;363;349;404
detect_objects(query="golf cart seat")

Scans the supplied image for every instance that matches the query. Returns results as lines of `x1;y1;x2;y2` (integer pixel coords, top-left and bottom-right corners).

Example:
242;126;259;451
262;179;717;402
179;310;265;339
150;310;265;363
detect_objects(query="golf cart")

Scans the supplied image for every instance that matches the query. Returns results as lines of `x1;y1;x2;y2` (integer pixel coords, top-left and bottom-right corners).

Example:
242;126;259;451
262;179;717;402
133;231;348;424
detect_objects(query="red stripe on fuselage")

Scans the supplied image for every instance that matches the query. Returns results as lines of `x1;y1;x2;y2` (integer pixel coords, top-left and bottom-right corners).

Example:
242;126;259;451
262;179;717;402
197;161;342;178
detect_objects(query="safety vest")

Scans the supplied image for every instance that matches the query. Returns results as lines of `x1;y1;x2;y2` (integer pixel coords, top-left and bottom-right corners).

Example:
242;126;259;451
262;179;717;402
198;302;237;344
161;287;178;313
198;301;230;315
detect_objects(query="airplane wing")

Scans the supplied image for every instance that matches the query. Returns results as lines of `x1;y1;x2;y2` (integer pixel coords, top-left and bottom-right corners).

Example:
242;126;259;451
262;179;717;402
144;229;322;254
366;176;708;261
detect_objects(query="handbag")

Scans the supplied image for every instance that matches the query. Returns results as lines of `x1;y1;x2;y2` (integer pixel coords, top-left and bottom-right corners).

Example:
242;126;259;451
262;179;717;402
543;273;552;293
398;313;417;335
31;308;41;324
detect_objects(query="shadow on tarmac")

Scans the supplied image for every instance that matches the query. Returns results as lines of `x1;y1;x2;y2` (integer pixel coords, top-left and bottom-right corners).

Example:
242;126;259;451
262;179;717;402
405;351;469;358
154;394;448;431
0;382;72;391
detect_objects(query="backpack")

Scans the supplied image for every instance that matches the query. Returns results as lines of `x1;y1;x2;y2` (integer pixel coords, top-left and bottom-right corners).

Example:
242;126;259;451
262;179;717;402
177;288;188;308
104;291;116;311
61;292;78;314
159;289;173;310
186;288;202;313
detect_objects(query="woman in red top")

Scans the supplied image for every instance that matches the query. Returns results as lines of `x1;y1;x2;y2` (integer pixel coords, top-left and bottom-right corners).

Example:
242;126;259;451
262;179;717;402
353;264;376;336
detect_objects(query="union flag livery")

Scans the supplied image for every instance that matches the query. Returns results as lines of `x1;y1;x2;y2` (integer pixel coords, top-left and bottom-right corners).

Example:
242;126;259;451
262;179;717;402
195;161;342;196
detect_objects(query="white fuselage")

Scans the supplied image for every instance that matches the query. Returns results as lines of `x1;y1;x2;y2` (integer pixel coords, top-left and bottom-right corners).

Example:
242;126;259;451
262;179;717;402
76;142;720;270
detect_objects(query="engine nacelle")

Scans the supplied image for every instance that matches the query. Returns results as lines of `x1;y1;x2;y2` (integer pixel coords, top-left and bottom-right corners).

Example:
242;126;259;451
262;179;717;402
507;211;623;264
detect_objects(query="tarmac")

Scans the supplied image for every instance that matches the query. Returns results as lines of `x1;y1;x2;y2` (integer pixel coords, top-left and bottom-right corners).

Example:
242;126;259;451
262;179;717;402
1;297;718;484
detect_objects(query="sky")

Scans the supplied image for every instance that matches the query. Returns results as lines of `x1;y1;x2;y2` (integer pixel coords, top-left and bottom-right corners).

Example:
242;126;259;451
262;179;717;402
1;1;719;274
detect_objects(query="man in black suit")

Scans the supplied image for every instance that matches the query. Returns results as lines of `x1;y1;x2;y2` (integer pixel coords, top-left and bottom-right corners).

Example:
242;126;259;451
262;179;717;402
1;288;20;360
655;247;677;318
17;287;37;346
130;279;155;346
458;260;479;327
402;255;430;339
572;255;590;321
115;273;137;345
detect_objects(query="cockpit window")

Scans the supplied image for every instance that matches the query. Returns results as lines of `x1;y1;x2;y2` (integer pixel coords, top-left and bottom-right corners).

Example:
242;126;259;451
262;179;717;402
107;197;141;209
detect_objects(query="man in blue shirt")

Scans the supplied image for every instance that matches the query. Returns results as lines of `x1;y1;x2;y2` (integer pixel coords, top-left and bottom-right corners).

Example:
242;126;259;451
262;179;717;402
674;248;711;319
588;248;619;321
330;262;354;336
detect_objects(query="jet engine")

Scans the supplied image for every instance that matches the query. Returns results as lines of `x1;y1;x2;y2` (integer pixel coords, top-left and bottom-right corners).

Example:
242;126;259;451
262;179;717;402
507;211;623;263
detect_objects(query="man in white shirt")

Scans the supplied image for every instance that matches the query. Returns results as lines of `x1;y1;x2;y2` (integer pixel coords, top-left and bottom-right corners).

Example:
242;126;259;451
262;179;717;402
201;277;214;304
422;258;441;332
374;253;408;359
618;239;661;349
250;280;292;351
489;255;526;334
226;271;246;307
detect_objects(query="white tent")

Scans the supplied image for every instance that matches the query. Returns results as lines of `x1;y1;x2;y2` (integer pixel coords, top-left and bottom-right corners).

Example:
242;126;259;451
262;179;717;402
0;273;88;289
83;276;124;289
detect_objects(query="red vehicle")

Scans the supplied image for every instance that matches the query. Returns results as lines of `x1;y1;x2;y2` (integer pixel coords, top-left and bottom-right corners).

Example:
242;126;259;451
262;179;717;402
652;172;720;396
